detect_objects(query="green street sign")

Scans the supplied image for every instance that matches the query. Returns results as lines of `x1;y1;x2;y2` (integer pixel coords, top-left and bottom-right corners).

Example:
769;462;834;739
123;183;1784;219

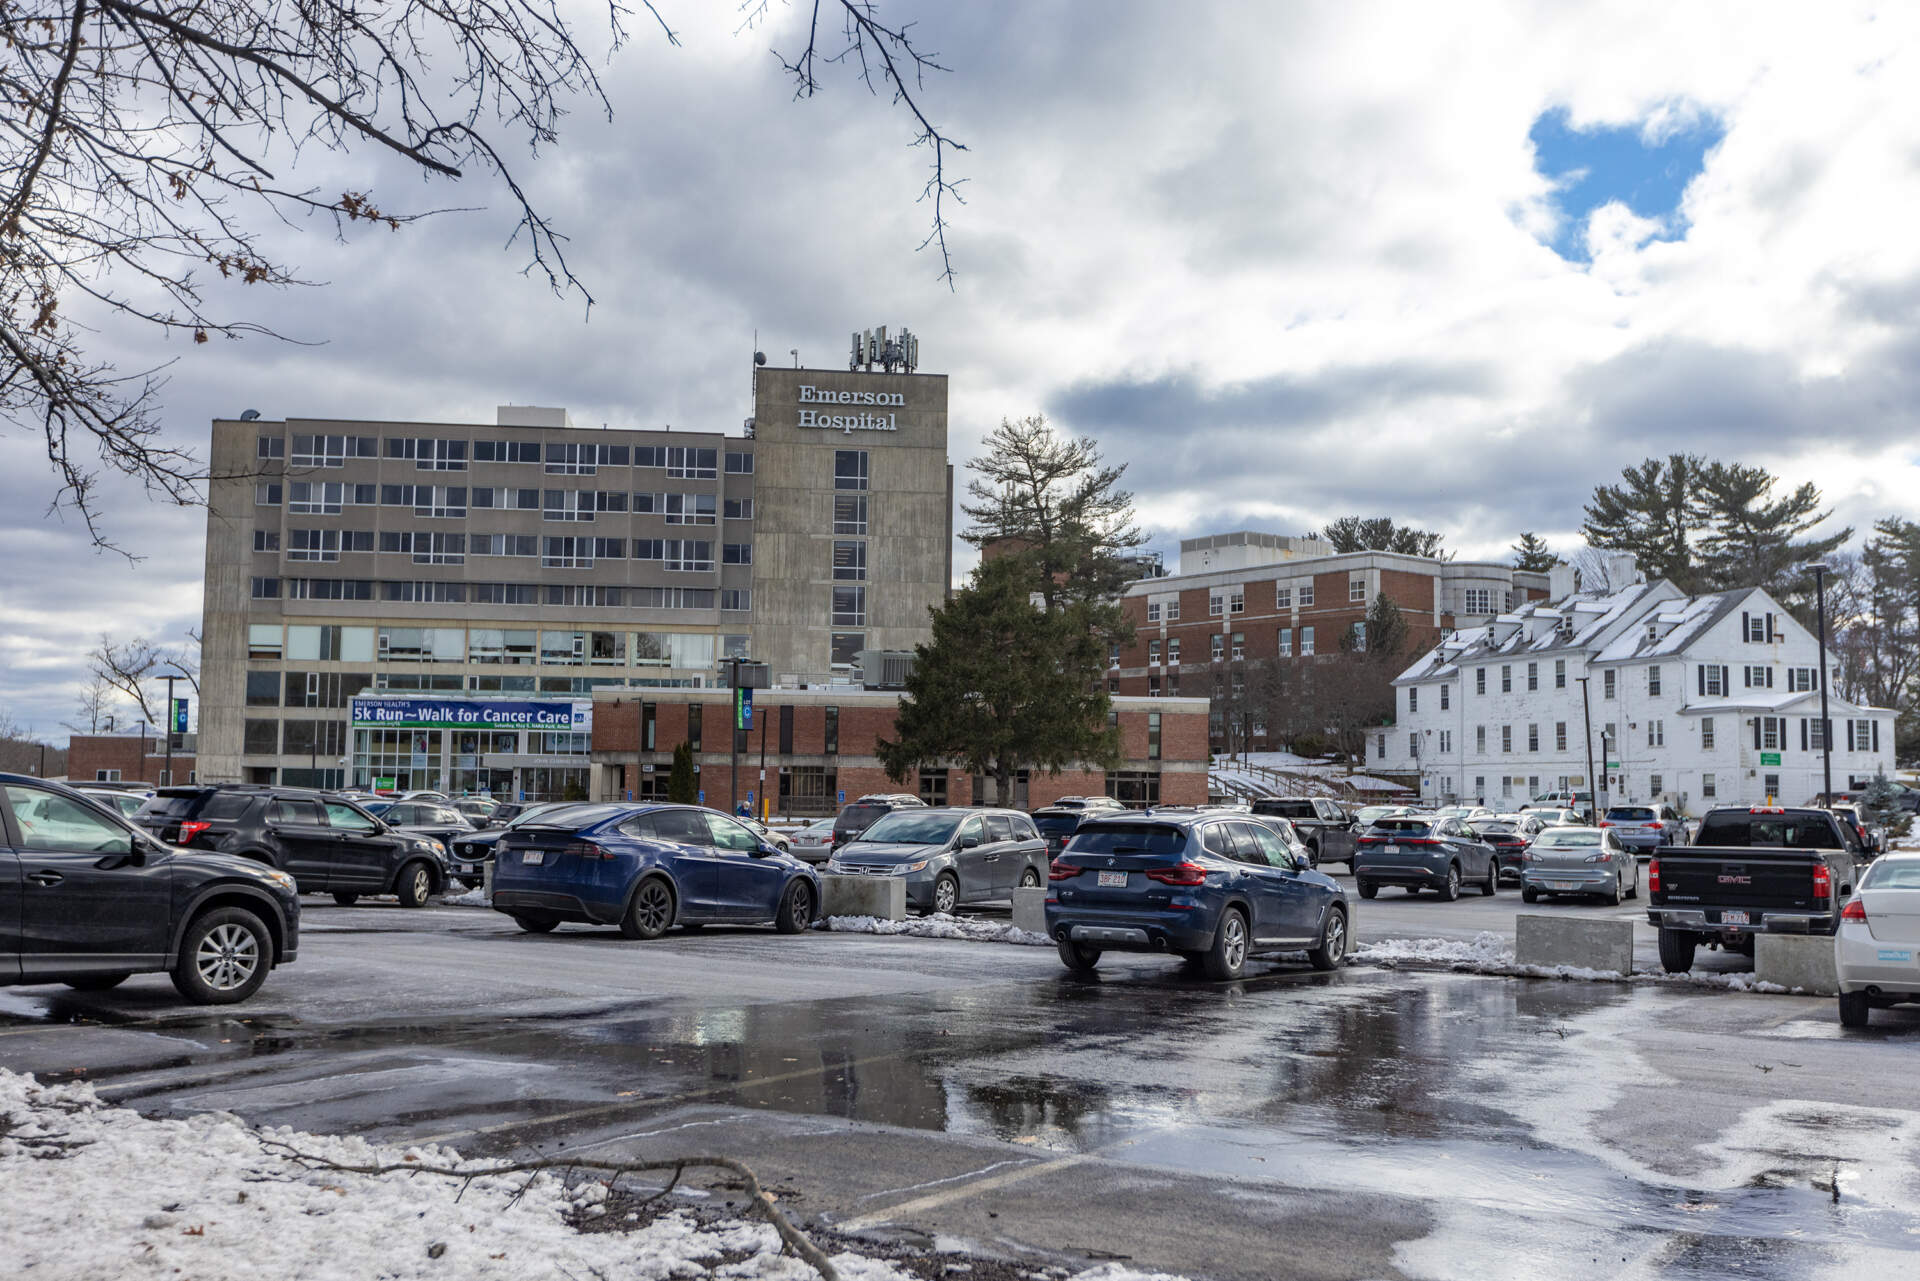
375;776;396;790
1605;761;1621;770
1760;752;1782;766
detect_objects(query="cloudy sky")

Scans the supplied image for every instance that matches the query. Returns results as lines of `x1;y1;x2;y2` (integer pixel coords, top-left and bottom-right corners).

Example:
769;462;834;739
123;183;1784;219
6;0;1920;735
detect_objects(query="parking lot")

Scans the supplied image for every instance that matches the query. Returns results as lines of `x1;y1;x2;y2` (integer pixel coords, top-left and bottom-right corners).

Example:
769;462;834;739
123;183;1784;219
4;882;1918;1281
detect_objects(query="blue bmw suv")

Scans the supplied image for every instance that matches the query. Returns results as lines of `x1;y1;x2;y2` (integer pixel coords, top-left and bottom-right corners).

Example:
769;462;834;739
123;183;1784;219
1044;811;1351;979
492;803;822;938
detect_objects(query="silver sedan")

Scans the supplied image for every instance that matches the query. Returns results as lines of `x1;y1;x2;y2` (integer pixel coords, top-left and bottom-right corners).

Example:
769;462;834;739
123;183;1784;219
1519;826;1639;905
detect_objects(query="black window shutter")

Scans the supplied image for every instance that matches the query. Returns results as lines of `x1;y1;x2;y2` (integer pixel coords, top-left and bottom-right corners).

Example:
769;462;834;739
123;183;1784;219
1721;665;1730;693
1753;719;1762;749
1875;721;1882;752
1697;665;1705;696
1742;611;1751;641
1767;667;1775;688
1801;720;1808;751
1766;613;1776;641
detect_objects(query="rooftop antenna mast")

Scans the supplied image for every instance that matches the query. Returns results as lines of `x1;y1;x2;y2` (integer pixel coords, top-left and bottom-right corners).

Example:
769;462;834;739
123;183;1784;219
850;325;919;374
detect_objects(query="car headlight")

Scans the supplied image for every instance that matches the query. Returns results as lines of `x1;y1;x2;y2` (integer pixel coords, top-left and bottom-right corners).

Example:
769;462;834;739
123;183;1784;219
260;869;296;892
417;838;446;854
902;860;929;873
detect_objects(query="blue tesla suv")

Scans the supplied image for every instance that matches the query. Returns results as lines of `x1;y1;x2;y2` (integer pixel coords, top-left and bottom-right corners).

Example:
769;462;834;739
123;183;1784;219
492;803;822;938
1044;811;1352;979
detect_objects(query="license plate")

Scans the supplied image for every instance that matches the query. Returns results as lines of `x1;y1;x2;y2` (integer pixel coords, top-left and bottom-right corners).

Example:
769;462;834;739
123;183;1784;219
1877;949;1914;963
1385;844;1400;855
522;850;544;865
1097;870;1128;888
1722;910;1749;926
1548;880;1580;891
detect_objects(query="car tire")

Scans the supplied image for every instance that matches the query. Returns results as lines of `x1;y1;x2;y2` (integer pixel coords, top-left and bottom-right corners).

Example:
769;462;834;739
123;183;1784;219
1481;860;1497;897
620;877;676;940
394;862;434;909
332;892;360;907
1358;881;1378;900
775;881;815;934
929;873;959;916
512;913;558;934
1307;907;1348;971
1521;886;1539;903
170;907;272;1005
1203;908;1249;981
1606;878;1622;907
1626;868;1639;900
1657;928;1696;974
64;973;131;991
1838;990;1872;1028
1305;841;1320;868
1058;939;1102;971
1018;867;1042;889
1438;864;1461;902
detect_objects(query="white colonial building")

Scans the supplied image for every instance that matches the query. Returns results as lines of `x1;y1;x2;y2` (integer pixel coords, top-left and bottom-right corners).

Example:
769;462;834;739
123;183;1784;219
1368;567;1897;811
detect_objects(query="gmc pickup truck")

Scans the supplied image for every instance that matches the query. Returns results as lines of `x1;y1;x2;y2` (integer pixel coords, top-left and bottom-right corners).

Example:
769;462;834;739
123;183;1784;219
1249;797;1358;868
1647;806;1868;972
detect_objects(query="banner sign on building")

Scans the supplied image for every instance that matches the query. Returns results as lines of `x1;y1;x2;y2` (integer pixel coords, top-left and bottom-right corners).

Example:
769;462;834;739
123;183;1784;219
736;687;753;730
350;697;591;731
171;698;190;734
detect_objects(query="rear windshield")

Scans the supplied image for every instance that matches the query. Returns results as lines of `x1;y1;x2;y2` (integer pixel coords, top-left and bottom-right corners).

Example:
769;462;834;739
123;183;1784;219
1695;813;1841;849
1372;818;1437;835
1033;814;1081;837
1068;824;1189;856
1252;800;1316;819
835;804;888;830
1607;807;1656;821
856;811;963;844
136;794;201;819
1477;822;1517;835
1538;830;1602;847
520;804;632;830
1862;860;1920;889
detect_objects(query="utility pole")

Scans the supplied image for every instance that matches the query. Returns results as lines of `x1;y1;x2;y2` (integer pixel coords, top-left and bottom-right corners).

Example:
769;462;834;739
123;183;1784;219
729;656;743;815
758;708;769;820
1577;676;1598;823
1811;562;1836;806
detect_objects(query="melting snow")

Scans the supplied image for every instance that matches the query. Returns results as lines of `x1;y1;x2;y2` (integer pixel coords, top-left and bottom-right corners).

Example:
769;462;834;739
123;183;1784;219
825;914;1053;946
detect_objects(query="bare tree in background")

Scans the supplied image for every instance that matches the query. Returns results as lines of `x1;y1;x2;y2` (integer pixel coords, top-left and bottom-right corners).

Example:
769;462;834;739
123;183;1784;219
2;1;962;550
64;672;122;734
87;631;197;724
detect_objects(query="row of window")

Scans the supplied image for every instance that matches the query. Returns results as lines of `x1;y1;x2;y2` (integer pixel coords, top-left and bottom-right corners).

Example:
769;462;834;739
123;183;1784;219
243;717;588;757
258;434;750;478
259;528;752;567
262;482;745;523
1405;713;1880;759
249;626;750;670
1438;660;1824;703
251;578;746;610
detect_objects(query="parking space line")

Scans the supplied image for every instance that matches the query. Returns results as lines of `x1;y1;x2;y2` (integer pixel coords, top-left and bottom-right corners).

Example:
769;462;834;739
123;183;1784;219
836;1153;1087;1232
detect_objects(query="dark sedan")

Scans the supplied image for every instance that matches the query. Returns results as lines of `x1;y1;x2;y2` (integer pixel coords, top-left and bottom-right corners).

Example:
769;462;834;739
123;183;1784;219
1353;815;1499;900
492;803;821;937
1045;811;1350;980
1473;813;1548;883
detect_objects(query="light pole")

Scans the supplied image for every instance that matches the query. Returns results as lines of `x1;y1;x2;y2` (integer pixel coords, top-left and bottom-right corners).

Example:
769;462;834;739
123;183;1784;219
1576;675;1598;822
160;667;187;787
1809;561;1835;805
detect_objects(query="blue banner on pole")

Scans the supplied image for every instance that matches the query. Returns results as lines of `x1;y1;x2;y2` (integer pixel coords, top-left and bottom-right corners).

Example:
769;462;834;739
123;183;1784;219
171;698;189;734
736;687;754;730
837;789;845;804
698;789;705;804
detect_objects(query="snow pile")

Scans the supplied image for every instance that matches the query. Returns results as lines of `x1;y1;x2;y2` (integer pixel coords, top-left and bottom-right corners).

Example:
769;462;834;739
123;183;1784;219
824;913;1053;947
442;884;489;907
1353;932;1796;993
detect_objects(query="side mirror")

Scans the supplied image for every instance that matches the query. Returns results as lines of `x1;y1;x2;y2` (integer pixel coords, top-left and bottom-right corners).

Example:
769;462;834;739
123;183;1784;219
959;834;981;849
753;841;780;858
1293;852;1311;871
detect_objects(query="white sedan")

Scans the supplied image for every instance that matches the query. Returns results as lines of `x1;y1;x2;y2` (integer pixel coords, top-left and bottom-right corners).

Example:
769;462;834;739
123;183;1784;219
1835;852;1920;1027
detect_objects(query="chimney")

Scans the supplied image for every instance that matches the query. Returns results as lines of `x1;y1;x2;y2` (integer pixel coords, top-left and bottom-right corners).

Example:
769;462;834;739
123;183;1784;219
1548;563;1577;599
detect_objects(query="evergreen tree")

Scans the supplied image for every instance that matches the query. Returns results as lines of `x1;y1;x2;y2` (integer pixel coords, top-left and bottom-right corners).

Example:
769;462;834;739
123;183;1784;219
878;556;1118;805
1693;460;1849;601
1319;516;1448;559
1511;531;1557;572
1581;454;1703;590
667;740;697;804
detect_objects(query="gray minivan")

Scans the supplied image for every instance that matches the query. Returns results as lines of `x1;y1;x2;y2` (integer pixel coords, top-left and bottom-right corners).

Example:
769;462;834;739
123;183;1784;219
826;807;1049;914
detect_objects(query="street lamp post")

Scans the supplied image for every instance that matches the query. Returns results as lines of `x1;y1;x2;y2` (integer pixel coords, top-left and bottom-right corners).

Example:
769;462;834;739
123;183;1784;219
160;668;187;787
1576;675;1598;822
1810;561;1835;805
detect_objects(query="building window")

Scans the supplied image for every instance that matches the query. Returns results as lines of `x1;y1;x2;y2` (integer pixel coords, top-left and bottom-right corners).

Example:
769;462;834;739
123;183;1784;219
1648;773;1664;797
1351;621;1367;652
1148;674;1161;697
1230;632;1244;661
662;492;717;525
1475;725;1486;752
666;446;717;479
251;577;281;599
255;482;282;506
831;586;867;626
245;671;280;706
253;529;279;552
1275;585;1291;609
1148;640;1160;665
1465;587;1491;614
833;540;866;580
1409;687;1419;713
1298;583;1314;606
1230;590;1244;615
832;494;868;534
1209;593;1224;618
1147;601;1161;622
917;768;949;807
1648;666;1663;696
248;624;282;658
1528;724;1539;752
1409;733;1420;759
243;720;279;754
1555;659;1566;689
1108;644;1120;669
1278;628;1292;657
1701;664;1726;697
833;450;869;490
257;434;285;459
1300;627;1315;656
1476;668;1487;695
1501;665;1512;693
1377;733;1388;758
1849;718;1877;752
1764;772;1781;798
1440;684;1449;710
1165;597;1180;620
1788;667;1817;692
830;632;864;669
1167;638;1180;664
1702;772;1716;798
1648;719;1664;747
1502;725;1513;753
289;481;344;514
725;451;754;474
1555;721;1567;751
1439;730;1452;753
1527;662;1538;692
824;705;839;755
1603;670;1616;699
1701;717;1715;749
664;539;714;572
721;589;751;611
473;439;541;463
1744;612;1769;642
1744;664;1774;689
1168;671;1180;695
724;497;755;520
1760;717;1782;751
1350;576;1366;603
1210;634;1224;662
723;543;752;565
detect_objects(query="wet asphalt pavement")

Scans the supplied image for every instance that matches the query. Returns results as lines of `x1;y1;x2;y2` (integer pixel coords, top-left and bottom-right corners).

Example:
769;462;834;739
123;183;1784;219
4;888;1919;1280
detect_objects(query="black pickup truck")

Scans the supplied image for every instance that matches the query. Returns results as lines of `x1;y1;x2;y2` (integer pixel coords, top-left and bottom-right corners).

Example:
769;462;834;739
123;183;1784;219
1249;797;1358;868
1646;806;1867;972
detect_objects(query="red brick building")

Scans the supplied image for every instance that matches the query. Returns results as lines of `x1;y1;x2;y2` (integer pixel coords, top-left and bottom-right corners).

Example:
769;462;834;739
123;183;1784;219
64;731;198;786
588;687;1207;815
1114;532;1551;752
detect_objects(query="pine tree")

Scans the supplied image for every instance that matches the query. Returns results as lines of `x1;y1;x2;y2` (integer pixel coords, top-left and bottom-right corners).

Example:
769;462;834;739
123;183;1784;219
1511;532;1557;572
667;740;697;804
1693;461;1849;601
878;556;1118;805
1581;454;1703;590
1319;516;1448;559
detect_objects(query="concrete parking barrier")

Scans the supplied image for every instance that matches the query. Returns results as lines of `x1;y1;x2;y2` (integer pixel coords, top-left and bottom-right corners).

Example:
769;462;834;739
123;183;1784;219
1011;887;1047;935
820;874;906;922
1755;934;1840;995
1515;914;1635;974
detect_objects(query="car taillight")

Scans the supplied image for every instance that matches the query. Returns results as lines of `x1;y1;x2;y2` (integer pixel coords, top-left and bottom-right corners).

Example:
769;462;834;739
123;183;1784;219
1599;820;1613;828
1144;862;1209;886
1647;821;1663;831
178;820;212;843
1841;897;1867;921
1048;859;1081;882
1812;864;1831;900
1647;858;1661;892
564;841;612;861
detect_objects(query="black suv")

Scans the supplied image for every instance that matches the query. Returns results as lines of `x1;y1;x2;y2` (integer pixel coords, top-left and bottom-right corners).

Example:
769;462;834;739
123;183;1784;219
1;772;300;1004
135;785;451;908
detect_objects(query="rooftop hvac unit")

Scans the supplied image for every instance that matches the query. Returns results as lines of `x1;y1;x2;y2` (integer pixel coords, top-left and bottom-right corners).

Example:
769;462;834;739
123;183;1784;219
858;649;916;690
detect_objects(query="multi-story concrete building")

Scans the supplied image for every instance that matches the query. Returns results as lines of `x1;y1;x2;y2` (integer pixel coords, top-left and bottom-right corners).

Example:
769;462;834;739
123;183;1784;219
198;358;953;796
1113;531;1552;750
1370;573;1897;810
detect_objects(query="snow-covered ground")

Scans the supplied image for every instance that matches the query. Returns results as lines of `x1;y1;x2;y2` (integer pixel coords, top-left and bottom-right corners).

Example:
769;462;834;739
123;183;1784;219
1209;752;1410;801
825;913;1053;946
0;1069;1184;1281
1353;930;1797;993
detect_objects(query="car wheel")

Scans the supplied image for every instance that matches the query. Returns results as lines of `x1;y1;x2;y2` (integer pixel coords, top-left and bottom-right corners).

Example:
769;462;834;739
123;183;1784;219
1626;866;1639;900
64;973;131;992
170;907;271;1005
332;892;360;907
1203;908;1249;981
1521;886;1539;903
1481;860;1497;897
1657;928;1696;974
1305;841;1320;868
1438;864;1461;902
512;913;558;934
620;877;675;940
1358;881;1378;899
1018;867;1042;889
775;881;815;934
1057;939;1101;972
1838;990;1872;1028
1605;877;1622;906
394;862;434;909
930;873;959;916
1307;907;1347;971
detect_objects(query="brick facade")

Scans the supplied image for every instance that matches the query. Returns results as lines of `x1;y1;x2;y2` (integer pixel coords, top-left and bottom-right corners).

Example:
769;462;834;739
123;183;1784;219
65;734;198;786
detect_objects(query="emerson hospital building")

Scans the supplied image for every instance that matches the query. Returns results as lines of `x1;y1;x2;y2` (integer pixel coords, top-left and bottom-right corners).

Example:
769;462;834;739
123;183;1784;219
197;350;1208;812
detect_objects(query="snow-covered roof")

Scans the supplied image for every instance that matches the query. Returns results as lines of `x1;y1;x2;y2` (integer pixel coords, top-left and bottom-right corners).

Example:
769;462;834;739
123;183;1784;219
1394;580;1671;685
1680;691;1893;717
1591;589;1750;663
